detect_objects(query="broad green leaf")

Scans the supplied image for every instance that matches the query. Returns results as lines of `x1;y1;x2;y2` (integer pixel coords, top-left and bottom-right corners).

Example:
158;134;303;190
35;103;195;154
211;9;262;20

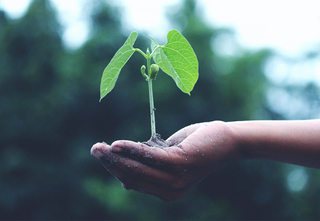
100;32;138;101
151;30;199;95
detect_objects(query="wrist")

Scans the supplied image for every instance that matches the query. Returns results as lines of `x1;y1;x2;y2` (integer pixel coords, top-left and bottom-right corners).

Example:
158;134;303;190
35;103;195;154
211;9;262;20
207;121;242;162
225;121;250;160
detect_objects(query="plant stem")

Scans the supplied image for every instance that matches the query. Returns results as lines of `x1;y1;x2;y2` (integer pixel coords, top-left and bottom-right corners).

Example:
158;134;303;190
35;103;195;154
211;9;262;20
147;55;156;138
134;48;147;58
148;79;156;138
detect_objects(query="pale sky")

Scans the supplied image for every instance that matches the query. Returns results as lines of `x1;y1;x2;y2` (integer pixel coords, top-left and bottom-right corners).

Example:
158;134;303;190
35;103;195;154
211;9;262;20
1;0;320;55
0;0;319;85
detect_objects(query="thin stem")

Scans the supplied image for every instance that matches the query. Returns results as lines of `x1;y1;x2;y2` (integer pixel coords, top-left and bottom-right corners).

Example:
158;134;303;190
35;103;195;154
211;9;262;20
147;55;156;138
134;48;148;59
150;45;162;57
148;79;156;138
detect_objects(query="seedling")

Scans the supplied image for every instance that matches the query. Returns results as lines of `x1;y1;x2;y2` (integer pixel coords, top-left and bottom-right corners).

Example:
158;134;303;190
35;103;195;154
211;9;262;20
100;30;199;145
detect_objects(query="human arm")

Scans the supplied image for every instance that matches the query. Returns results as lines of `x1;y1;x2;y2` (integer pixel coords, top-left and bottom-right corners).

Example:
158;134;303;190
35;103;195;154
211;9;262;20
91;120;320;201
230;119;320;168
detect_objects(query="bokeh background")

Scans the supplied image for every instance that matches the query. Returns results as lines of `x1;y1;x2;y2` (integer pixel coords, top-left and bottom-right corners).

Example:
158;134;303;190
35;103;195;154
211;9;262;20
1;0;320;220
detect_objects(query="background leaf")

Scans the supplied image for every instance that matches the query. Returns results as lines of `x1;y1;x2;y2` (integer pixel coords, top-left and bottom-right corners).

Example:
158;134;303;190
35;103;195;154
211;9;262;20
151;30;199;95
100;31;138;101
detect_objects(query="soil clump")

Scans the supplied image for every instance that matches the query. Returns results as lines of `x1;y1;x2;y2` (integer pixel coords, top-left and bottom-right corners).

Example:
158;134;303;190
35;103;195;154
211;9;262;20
143;133;172;149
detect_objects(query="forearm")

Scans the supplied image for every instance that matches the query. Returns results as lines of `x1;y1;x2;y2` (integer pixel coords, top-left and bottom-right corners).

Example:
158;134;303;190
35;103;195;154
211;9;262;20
227;120;320;168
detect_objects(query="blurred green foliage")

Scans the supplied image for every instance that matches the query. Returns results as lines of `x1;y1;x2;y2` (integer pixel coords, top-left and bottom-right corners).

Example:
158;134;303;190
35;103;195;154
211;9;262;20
0;0;319;220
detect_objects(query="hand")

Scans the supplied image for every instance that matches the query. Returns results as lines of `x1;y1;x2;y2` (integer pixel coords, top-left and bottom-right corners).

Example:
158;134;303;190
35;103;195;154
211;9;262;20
91;121;238;201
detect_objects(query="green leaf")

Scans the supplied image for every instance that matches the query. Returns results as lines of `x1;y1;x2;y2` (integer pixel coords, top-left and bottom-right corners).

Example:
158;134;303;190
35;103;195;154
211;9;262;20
151;30;199;95
100;31;138;101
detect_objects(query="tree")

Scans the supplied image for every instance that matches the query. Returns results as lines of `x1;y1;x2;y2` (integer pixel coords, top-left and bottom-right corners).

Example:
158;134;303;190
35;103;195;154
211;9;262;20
0;0;108;219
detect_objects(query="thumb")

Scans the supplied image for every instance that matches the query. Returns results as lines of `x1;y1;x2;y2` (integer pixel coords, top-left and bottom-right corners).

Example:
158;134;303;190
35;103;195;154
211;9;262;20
166;123;204;145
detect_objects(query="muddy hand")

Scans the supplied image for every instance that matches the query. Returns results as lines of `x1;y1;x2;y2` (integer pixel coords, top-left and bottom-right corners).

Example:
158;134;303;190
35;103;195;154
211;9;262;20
90;141;194;201
91;121;237;201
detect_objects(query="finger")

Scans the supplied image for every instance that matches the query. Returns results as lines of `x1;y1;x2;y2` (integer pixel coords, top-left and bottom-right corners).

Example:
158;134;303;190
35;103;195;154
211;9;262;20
91;142;112;159
111;140;184;168
92;143;195;201
91;142;131;172
105;151;187;188
91;142;125;172
92;142;183;187
103;158;192;201
91;143;136;186
166;123;204;145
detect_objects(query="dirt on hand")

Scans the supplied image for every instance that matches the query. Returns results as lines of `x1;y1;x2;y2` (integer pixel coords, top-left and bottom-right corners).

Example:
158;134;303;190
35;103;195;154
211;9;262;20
143;133;172;149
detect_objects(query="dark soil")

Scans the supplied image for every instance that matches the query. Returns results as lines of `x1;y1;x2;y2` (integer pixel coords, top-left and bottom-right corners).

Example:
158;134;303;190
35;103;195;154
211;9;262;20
143;133;171;149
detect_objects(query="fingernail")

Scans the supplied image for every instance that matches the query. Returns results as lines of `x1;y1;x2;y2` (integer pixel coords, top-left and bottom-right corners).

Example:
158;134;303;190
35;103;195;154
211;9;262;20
91;142;109;158
91;144;103;158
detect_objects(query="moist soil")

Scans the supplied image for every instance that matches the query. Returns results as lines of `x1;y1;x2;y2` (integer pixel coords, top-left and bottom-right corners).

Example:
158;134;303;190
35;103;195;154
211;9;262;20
143;133;171;149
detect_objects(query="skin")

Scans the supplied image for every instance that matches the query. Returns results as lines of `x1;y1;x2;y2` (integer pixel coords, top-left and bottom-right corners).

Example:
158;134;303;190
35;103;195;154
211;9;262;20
91;120;320;201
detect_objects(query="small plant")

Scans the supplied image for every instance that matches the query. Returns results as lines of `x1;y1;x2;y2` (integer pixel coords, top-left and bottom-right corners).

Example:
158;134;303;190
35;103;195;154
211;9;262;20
99;30;199;146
